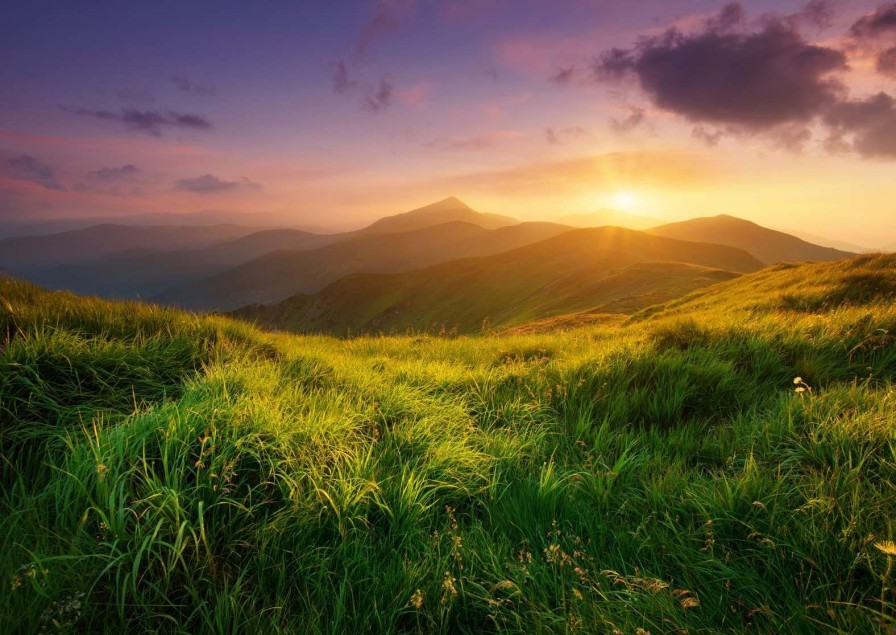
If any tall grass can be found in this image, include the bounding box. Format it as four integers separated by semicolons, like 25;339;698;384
2;256;896;633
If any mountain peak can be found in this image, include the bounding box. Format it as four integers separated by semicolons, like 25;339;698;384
361;198;518;234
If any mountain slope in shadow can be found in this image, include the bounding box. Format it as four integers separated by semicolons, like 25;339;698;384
232;226;762;334
648;215;853;264
158;220;574;311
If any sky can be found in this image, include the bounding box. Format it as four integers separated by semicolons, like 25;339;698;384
2;0;895;246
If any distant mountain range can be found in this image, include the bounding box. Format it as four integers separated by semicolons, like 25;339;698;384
231;226;760;334
156;220;573;310
0;224;260;269
0;197;862;331
647;215;853;265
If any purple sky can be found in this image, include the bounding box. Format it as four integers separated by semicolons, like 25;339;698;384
2;0;895;245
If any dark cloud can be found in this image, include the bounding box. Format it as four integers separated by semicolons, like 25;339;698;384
549;66;575;85
6;155;65;191
878;46;896;76
66;107;212;135
545;126;588;145
175;174;262;194
357;0;408;58
609;108;646;134
329;60;357;94
363;77;393;112
770;124;813;154
88;164;141;180
793;1;836;30
823;92;896;158
691;126;725;147
172;76;217;97
850;2;896;39
594;3;848;131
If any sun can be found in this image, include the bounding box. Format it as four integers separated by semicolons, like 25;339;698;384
613;192;636;210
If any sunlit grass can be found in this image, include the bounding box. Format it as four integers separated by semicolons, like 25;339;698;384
2;255;895;633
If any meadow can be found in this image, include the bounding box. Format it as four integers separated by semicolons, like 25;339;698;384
2;254;896;633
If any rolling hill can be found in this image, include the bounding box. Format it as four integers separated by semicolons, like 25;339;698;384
3;254;895;633
232;226;762;334
158;220;575;310
647;214;853;264
358;196;519;234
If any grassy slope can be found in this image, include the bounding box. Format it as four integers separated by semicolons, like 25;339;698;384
2;254;896;633
232;227;760;334
158;221;574;311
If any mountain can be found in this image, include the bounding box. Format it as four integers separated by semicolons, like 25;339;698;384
647;215;853;264
232;226;762;334
777;229;871;254
0;224;260;270
157;220;574;311
358;197;519;234
0;209;332;238
26;228;347;299
554;208;661;230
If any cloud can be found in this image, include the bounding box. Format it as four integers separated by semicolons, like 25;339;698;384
66;107;213;135
549;66;576;85
849;2;896;39
609;108;647;134
88;164;141;180
6;154;65;191
878;46;896;76
172;76;217;97
329;60;357;94
794;0;836;30
175;174;262;194
545;126;588;145
594;3;848;131
357;0;414;58
823;92;896;158
691;125;725;147
363;77;393;112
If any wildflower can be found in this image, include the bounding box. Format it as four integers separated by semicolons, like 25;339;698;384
793;377;802;384
875;541;896;556
408;589;424;610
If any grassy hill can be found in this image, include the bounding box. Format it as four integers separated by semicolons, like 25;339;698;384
232;226;761;334
158;221;574;310
2;254;895;633
648;214;853;265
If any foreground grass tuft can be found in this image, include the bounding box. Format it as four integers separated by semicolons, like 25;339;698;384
2;256;896;633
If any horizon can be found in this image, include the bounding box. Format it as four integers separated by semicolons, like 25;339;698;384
3;0;896;247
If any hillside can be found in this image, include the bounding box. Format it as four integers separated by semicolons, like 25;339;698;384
232;226;761;334
648;214;853;264
2;255;895;633
27;228;347;299
157;221;574;310
359;196;519;234
0;223;260;270
555;208;661;230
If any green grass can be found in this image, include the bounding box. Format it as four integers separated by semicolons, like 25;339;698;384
2;254;896;633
